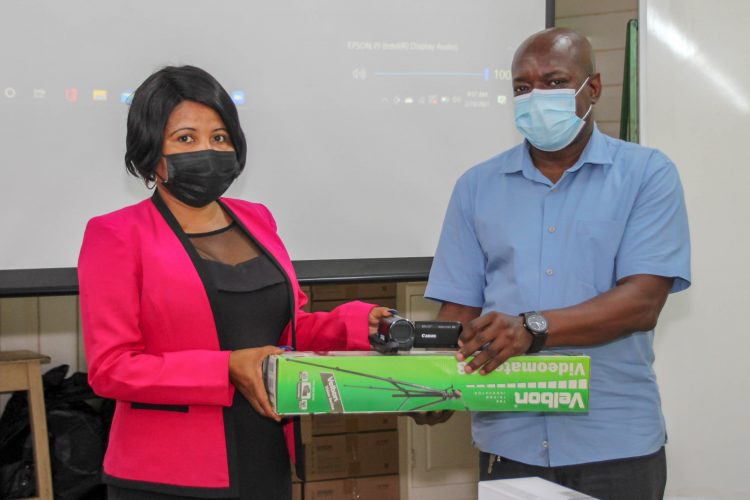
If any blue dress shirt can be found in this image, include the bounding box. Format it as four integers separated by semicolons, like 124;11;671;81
425;125;691;467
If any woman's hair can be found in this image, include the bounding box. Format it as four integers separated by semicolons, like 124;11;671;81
124;65;247;182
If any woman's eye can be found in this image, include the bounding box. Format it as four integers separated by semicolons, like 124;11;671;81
177;135;194;143
213;135;227;143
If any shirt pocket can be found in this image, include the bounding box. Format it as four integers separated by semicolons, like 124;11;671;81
574;219;626;293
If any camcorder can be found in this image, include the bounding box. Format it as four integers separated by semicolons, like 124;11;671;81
369;310;463;354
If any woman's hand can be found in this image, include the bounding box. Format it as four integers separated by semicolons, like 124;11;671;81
368;306;393;333
229;346;284;422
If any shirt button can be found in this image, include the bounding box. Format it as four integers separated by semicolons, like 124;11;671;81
545;268;554;276
548;226;556;233
542;441;549;448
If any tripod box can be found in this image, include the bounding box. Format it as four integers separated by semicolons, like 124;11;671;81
264;351;590;415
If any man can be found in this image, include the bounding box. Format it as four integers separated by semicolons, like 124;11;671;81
424;28;690;500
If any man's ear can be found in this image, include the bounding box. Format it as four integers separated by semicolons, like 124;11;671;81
589;73;603;104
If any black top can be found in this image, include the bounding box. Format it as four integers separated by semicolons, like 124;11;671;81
190;223;292;500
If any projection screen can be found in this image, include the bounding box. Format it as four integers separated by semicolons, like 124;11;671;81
0;0;549;292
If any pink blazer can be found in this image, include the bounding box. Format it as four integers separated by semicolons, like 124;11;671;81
78;193;372;494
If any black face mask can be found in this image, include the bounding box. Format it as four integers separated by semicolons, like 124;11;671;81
160;150;240;208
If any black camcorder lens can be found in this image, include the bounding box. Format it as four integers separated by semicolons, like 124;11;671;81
389;320;414;342
377;315;415;350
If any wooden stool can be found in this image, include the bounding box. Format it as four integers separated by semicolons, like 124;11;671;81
0;350;54;500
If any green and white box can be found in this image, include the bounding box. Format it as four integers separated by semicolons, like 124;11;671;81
264;351;590;415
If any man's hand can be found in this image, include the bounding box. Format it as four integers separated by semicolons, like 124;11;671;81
229;346;284;422
456;312;532;375
405;410;454;426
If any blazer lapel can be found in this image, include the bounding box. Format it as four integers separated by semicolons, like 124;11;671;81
150;191;226;346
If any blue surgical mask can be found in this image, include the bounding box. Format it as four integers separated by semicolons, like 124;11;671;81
514;77;593;152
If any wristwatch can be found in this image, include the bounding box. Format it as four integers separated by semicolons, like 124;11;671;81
520;311;549;354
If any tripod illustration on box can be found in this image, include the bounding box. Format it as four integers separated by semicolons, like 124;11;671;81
287;358;463;411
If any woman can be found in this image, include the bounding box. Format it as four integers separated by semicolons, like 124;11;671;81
78;65;390;499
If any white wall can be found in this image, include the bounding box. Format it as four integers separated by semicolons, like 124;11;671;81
641;1;750;498
556;0;638;138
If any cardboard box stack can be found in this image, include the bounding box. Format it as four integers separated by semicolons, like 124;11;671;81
292;481;302;500
309;282;397;312
305;475;400;500
301;414;400;500
293;283;400;499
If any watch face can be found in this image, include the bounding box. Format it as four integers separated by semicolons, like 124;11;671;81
526;314;548;333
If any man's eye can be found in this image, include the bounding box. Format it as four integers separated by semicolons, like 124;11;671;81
550;80;565;87
514;86;529;94
177;135;194;143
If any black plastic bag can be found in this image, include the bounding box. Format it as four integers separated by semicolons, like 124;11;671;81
0;365;113;500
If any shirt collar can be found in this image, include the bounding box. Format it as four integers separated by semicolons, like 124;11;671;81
499;124;614;178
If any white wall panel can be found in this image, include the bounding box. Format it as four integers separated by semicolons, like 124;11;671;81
38;296;80;373
557;11;637;50
594;49;627;86
642;1;750;497
0;297;40;352
557;0;637;18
